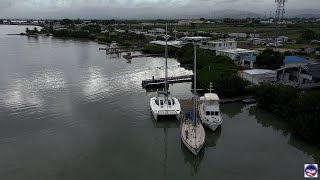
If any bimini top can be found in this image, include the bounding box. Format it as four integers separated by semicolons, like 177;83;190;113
204;93;219;101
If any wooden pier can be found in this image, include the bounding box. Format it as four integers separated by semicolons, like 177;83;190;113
142;75;193;88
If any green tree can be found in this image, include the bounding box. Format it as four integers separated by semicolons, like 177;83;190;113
26;27;30;34
61;18;73;25
256;49;284;70
300;29;316;40
33;27;39;33
283;51;293;56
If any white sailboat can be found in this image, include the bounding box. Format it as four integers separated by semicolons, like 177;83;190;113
181;44;206;156
150;24;181;121
198;83;223;131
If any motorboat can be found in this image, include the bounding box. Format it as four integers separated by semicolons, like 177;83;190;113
198;83;223;131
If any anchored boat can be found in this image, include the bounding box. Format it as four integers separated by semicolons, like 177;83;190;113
181;43;205;156
198;83;223;131
150;24;181;121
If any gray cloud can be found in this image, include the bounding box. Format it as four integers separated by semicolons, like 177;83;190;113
0;0;319;19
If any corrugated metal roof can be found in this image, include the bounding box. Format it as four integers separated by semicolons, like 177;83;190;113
284;56;308;64
307;64;320;78
243;56;257;61
243;69;274;75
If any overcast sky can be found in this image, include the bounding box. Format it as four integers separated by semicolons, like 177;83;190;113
0;0;319;19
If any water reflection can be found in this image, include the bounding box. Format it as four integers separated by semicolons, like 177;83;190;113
82;66;110;102
181;141;205;175
205;126;222;148
248;105;290;136
288;135;320;163
152;117;179;178
249;105;320;163
0;79;43;110
220;102;243;118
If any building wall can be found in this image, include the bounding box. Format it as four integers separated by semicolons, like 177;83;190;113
241;72;276;85
200;41;237;51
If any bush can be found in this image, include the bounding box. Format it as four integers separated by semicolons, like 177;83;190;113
177;44;248;97
256;49;284;70
255;84;320;144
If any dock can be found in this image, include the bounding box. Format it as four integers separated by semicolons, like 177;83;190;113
180;96;253;112
142;75;193;88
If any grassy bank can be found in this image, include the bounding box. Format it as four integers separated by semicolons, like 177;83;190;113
255;84;320;145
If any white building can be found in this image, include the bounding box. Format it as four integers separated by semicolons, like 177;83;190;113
276;36;289;43
200;39;237;51
240;69;276;85
180;36;211;46
247;38;266;45
228;33;247;38
216;48;257;61
148;28;165;35
178;20;191;25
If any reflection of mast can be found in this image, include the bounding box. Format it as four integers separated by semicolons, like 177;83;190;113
163;128;168;178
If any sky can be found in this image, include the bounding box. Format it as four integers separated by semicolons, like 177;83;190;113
0;0;319;19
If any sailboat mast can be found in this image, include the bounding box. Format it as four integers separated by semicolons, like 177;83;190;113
193;43;197;126
164;23;168;102
193;42;197;148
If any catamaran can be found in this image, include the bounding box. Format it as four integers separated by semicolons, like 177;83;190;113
181;44;205;156
150;24;181;121
198;82;223;131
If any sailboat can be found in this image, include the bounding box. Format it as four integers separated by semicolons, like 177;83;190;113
198;82;223;131
181;44;206;156
150;24;181;121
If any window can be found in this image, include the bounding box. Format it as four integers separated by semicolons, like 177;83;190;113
160;100;164;106
219;44;221;47
211;112;215;116
206;111;210;115
215;112;219;116
213;44;216;47
155;98;159;105
172;99;175;105
229;43;232;46
168;100;171;106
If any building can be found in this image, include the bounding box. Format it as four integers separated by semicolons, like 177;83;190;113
148;28;165;35
178;20;191;25
200;39;237;51
216;48;257;61
249;33;260;38
228;33;247;38
247;38;266;45
149;40;183;48
191;20;205;24
240;56;257;69
240;69;276;85
276;36;289;43
276;56;309;87
180;36;211;46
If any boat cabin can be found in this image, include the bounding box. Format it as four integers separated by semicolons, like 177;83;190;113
155;91;176;106
200;93;220;116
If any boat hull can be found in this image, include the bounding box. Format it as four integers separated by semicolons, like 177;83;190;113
202;121;221;131
181;134;203;156
150;98;181;121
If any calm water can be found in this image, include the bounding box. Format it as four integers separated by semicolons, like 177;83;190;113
0;25;319;180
